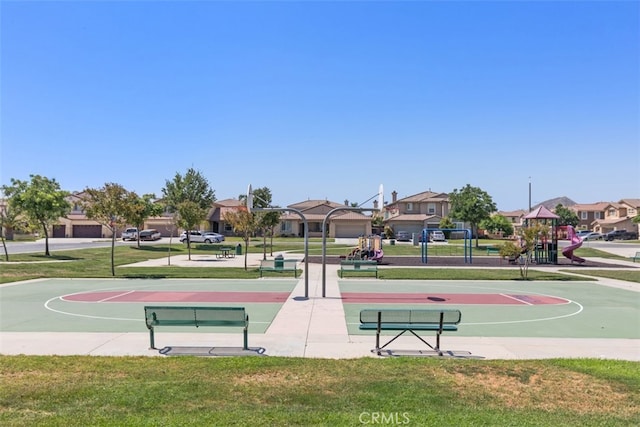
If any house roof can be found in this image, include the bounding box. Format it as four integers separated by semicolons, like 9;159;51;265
570;202;610;212
498;209;527;218
387;213;440;222
523;205;559;219
391;190;449;204
592;217;630;226
619;199;640;208
288;199;346;211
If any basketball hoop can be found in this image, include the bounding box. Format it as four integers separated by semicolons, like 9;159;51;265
246;184;253;213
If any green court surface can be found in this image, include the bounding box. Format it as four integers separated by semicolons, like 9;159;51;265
0;278;297;334
340;280;640;339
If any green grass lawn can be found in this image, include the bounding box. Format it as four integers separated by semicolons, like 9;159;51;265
0;356;638;426
1;242;638;284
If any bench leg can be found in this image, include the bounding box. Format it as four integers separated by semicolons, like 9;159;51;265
243;328;248;350
149;328;156;350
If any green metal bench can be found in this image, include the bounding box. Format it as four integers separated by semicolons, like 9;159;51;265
359;309;462;356
339;260;378;278
486;246;500;255
144;306;248;350
633;252;640;263
258;258;298;278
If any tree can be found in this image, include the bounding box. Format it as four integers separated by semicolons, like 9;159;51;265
554;204;579;227
81;183;132;276
438;216;456;239
480;214;514;238
224;207;257;270
1;175;71;256
500;222;549;279
252;187;276;260
123;193;164;248
0;202;19;261
448;184;497;247
162;168;215;260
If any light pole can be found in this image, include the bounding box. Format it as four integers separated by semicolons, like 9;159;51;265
528;176;532;212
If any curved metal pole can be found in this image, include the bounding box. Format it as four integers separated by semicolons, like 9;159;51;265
321;207;375;297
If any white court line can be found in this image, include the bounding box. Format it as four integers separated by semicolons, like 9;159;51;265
99;290;135;303
500;293;533;306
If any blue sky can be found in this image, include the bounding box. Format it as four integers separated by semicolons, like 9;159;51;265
1;1;638;211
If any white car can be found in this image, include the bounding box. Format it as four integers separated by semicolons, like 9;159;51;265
180;230;221;244
430;231;446;242
580;232;603;241
122;227;138;241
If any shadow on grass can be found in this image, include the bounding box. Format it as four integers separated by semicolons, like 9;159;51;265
121;274;168;279
28;254;81;261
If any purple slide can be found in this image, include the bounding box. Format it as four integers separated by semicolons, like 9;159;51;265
562;225;585;264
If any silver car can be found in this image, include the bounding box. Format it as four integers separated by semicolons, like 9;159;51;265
180;230;220;244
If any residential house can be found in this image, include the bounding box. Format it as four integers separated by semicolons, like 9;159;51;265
569;202;609;231
53;192;107;238
591;199;640;234
382;190;457;238
277;199;373;238
206;198;245;236
495;209;527;237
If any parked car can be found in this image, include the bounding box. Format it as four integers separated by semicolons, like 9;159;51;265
430;231;446;242
139;229;161;241
122;227;138;241
580;232;603;241
395;231;412;242
576;230;592;238
603;229;638;241
204;232;225;242
180;230;220;244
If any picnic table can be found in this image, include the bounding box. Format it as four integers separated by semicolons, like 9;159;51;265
216;247;235;259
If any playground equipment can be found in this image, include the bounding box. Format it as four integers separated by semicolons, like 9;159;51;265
346;235;384;263
421;228;473;264
562;225;585;264
523;206;559;265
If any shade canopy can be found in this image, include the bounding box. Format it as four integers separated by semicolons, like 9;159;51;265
523;206;560;220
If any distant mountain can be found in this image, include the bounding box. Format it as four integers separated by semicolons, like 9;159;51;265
533;197;576;211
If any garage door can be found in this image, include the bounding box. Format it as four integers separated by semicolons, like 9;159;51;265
335;224;366;238
52;225;66;238
73;225;102;238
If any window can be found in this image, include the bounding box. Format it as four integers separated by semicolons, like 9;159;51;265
280;221;292;233
580;212;588;220
594;212;602;220
406;203;413;212
427;203;436;215
309;222;323;233
608;208;616;217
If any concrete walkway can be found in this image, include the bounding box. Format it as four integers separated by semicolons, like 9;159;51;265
1;250;639;360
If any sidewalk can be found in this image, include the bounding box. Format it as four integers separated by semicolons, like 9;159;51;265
1;252;638;360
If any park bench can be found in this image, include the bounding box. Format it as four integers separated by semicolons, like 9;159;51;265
144;306;248;350
339;260;378;278
633;252;640;263
359;309;462;356
259;258;298;278
486;246;500;255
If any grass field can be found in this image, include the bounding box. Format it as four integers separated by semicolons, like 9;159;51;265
0;356;638;426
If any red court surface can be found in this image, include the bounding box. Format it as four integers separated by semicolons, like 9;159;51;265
62;290;568;306
63;291;291;303
340;292;568;305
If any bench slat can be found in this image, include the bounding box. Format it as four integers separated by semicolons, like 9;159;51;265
360;309;461;325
